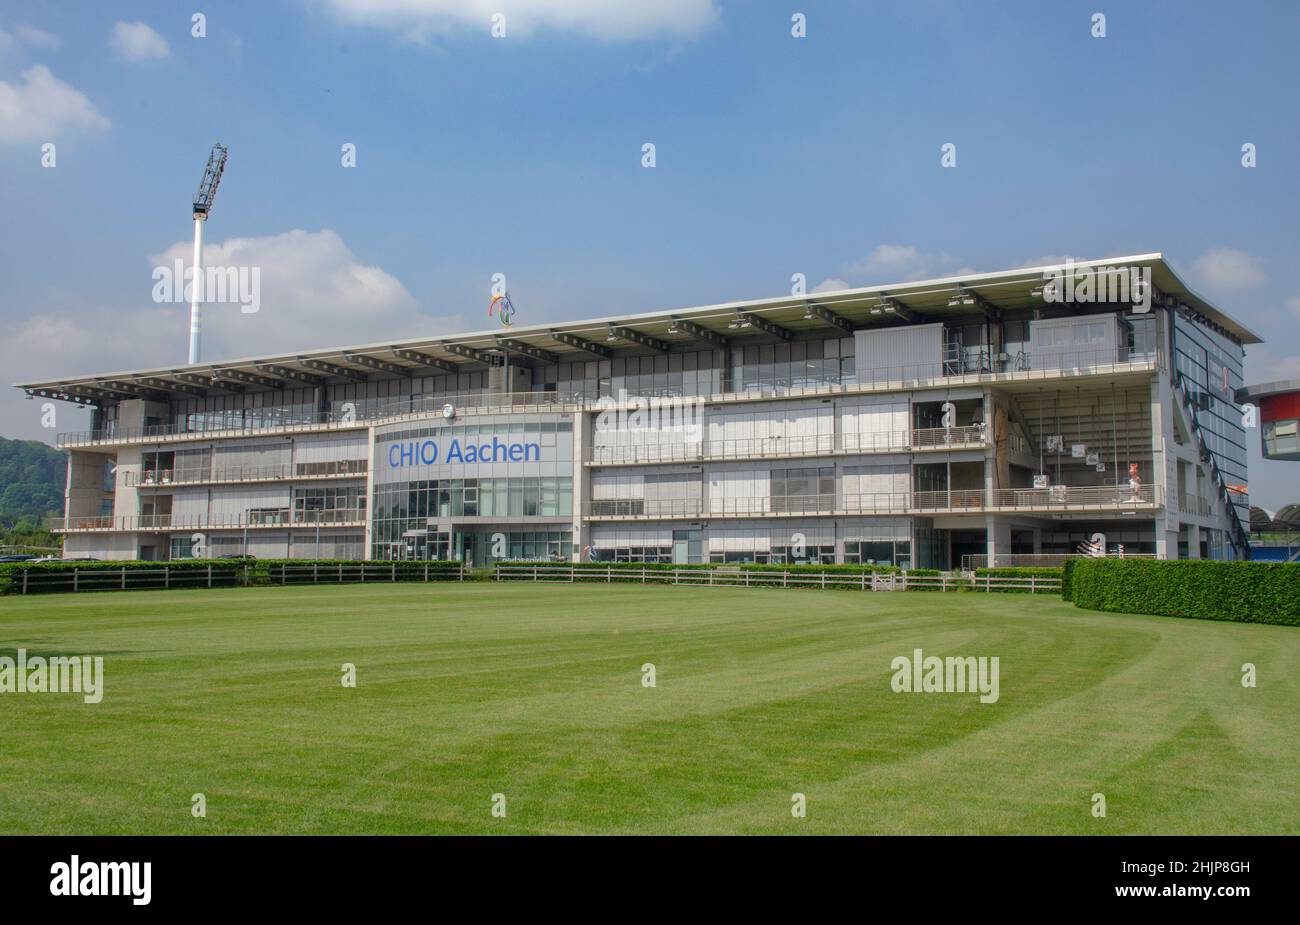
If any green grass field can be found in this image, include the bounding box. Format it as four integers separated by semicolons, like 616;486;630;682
1;584;1296;834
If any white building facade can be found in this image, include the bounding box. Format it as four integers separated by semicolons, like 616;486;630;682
21;255;1258;568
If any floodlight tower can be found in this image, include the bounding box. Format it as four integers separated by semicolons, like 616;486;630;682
188;143;229;364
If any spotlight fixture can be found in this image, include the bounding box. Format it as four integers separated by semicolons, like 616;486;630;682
947;290;977;307
605;324;619;342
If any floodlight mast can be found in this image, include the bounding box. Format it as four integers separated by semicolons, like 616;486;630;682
188;143;228;364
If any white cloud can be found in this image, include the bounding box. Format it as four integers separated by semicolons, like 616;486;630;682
1286;297;1300;320
0;230;428;441
110;21;170;61
313;0;720;41
842;245;971;283
811;277;849;293
1191;247;1266;291
147;229;425;355
0;65;109;143
15;24;61;49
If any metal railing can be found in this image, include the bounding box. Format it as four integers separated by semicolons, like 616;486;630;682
125;461;367;487
960;552;1158;570
55;344;1162;449
57;510;368;532
585;485;1158;520
587;426;986;465
494;564;1061;593
987;484;1157;509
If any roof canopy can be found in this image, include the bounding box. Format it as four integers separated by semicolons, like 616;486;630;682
15;253;1262;403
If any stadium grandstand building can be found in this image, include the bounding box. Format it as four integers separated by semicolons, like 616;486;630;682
16;254;1260;567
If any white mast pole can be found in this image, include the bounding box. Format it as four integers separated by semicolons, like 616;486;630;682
188;213;205;364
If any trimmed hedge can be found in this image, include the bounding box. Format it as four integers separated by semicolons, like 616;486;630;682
975;567;1063;578
1060;559;1076;601
1068;559;1300;626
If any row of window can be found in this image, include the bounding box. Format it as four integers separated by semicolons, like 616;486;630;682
373;477;575;522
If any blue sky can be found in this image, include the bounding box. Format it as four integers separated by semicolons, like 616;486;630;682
1;0;1298;507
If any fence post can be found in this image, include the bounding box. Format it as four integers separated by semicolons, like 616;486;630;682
821;572;826;590
641;566;646;584
606;566;612;584
783;571;788;589
208;564;213;588
424;562;429;583
392;563;396;582
164;566;169;590
1030;575;1036;594
73;568;79;593
360;563;365;583
281;564;287;586
314;563;319;584
22;570;28;595
339;563;344;584
121;566;126;590
534;566;539;583
861;572;866;591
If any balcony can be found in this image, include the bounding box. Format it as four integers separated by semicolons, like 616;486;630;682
56;510;367;533
584;484;1160;521
587;425;987;466
55;389;582;449
55;343;1162;450
124;461;367;488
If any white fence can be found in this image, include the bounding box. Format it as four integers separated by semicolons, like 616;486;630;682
5;561;466;594
494;564;1060;593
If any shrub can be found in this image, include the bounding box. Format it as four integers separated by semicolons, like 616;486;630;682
1060;559;1076;601
1069;559;1300;626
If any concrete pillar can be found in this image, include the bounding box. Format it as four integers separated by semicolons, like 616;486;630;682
984;514;1011;568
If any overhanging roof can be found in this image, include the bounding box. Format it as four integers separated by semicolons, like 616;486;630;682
14;253;1264;401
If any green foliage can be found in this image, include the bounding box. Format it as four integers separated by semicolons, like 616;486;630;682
0;437;66;528
1069;559;1300;626
1060;559;1076;601
975;567;1063;577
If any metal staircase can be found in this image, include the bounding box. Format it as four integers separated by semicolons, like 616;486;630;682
1171;372;1251;554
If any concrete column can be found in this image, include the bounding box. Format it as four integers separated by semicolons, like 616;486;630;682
984;514;1011;568
572;410;588;561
